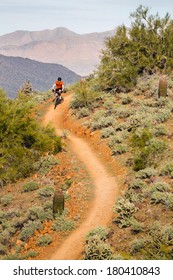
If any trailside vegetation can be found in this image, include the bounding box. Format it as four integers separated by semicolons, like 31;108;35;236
0;89;62;185
70;6;173;260
97;5;173;91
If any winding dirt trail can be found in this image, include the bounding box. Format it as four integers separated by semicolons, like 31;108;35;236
43;94;119;260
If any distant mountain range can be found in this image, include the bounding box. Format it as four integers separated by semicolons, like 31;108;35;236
0;27;115;76
0;54;81;98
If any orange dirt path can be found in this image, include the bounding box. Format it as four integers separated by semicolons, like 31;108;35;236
43;93;119;260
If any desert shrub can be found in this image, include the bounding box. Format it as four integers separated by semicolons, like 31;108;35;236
86;227;109;241
108;134;125;146
52;215;75;231
0;244;8;255
155;109;171;123
103;97;115;109
0;91;62;184
0;194;13;206
70;80;101;109
25;250;39;259
114;107;134;118
33;155;59;175
114;197;138;228
127;114;145;130
21;181;39;192
91;116;115;130
150;182;171;193
83;235;114;260
37;185;55;197
113;254;125;260
19;221;43;241
160;162;173;177
130;238;146;254
27;206;53;221
130;128;153;148
153;124;168;136
161;225;173;245
129;218;144;233
101;127;115;138
125;189;141;203
0;210;8;221
0;230;10;245
132;137;166;171
135;167;157;179
115;122;129;131
121;95;133;105
151;191;173;209
36;234;52;246
128;179;147;190
2;253;24;260
142;223;173;259
76;107;90;119
61;179;73;191
111;144;128;155
43;201;52;210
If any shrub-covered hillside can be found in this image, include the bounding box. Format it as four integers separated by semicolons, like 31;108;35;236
0;89;62;185
70;6;173;259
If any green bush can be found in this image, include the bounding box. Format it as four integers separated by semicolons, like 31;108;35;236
130;238;146;254
76;107;90;119
33;155;59;175
36;234;52;246
129;218;144;233
150;182;171;193
160;162;173;177
135;167;157;179
91;116;115;130
19;221;43;241
21;181;39;192
151;191;173;209
0;244;8;255
114;197;138;228
86;227;109;241
52;215;75;231
111;144;128;155
101;127;115;138
128;179;147;190
0;90;62;184
142;223;173;259
70;80;101;109
0;194;13;206
83;235;114;260
37;185;55;197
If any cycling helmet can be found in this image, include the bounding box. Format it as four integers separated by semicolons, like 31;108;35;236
57;77;62;81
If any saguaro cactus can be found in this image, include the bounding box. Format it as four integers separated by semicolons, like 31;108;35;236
158;76;167;98
53;189;64;217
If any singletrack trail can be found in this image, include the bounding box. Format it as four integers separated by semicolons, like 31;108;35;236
43;94;119;260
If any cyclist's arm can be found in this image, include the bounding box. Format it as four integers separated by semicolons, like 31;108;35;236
62;83;65;91
52;84;56;91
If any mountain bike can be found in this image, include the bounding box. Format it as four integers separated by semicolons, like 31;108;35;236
53;89;64;109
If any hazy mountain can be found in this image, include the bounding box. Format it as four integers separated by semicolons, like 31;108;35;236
0;54;81;98
0;27;115;76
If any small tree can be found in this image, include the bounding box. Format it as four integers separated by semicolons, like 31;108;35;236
96;5;173;91
20;80;32;94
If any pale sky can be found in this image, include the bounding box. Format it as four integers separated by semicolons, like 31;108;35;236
0;0;173;35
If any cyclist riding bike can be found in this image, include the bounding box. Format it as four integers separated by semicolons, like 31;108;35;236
52;77;65;100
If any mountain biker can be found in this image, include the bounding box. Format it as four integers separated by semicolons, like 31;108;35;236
52;77;65;100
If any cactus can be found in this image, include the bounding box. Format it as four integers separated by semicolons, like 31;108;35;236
158;76;167;98
53;189;64;216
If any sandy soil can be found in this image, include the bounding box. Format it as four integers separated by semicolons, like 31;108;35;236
43;94;119;260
